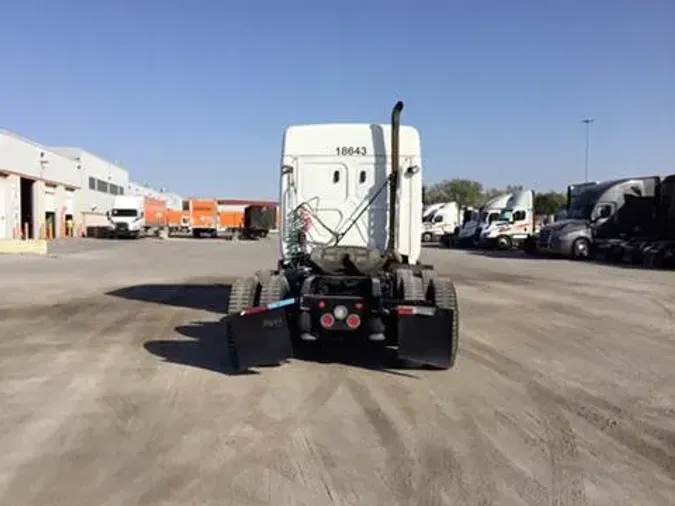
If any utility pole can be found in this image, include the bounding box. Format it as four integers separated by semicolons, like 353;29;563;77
582;118;595;182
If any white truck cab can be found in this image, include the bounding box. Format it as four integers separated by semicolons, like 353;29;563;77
422;202;460;242
455;193;512;247
279;122;423;264
108;195;146;238
227;101;460;372
480;189;536;248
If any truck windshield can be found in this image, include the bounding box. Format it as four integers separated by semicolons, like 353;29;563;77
568;189;602;219
479;211;500;224
499;209;513;222
112;209;138;217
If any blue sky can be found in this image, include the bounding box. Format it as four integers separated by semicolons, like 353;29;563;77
1;0;673;200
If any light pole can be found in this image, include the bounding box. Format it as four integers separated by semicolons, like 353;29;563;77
582;118;595;182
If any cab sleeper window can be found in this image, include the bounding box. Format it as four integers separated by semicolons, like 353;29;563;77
359;170;366;183
333;170;340;183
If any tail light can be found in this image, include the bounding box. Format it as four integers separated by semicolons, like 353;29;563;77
320;313;335;328
346;314;361;329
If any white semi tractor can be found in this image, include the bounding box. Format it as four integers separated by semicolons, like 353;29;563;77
107;195;168;239
452;193;513;247
225;102;460;372
422;201;460;242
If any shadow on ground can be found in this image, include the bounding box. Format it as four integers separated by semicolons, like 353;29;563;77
144;318;430;378
107;283;232;313
464;249;552;260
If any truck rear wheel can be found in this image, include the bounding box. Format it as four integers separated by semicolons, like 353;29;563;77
397;269;425;301
227;276;259;315
429;277;459;368
259;274;290;305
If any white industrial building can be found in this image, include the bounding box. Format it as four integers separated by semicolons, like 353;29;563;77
50;147;129;229
1;128;183;240
0;130;82;240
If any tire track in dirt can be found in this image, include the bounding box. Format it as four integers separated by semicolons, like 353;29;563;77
465;338;675;485
528;385;588;506
461;341;588;505
358;372;479;505
136;364;345;505
0;298;156;505
342;373;418;504
426;386;547;506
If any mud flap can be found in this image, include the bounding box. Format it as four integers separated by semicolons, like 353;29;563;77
396;306;455;369
226;303;294;372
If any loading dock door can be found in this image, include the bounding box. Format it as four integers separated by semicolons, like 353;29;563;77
64;189;75;215
44;186;56;212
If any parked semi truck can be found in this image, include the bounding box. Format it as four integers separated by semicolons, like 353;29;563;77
479;189;536;249
533;177;659;259
108;195;167;238
225;102;460;372
450;193;512;248
422;201;460;242
593;174;675;268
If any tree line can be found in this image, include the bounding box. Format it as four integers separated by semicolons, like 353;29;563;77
422;179;567;216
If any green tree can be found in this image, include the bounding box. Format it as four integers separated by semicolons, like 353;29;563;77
534;192;567;215
424;179;484;208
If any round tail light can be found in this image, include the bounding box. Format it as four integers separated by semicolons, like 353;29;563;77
346;314;361;329
320;313;335;328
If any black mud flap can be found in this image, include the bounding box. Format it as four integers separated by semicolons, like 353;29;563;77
396;306;455;369
226;306;294;371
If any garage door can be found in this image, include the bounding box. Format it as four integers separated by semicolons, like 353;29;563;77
44;185;56;213
64;189;75;215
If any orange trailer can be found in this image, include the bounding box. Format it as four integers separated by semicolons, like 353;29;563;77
189;199;218;237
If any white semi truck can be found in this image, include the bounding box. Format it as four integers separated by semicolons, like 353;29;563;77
225;102;460;372
479;189;537;249
453;193;512;247
422;201;460;242
107;195;167;239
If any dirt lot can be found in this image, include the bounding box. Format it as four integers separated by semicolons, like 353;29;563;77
0;238;673;506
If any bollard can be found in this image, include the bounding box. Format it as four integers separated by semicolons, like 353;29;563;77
23;222;29;240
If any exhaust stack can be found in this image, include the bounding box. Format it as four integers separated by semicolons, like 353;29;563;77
388;101;404;254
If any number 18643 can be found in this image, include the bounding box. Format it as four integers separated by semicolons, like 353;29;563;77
335;146;367;156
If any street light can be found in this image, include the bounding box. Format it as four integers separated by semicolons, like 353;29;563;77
582;118;595;182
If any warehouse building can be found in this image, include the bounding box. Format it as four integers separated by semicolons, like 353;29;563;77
127;181;183;210
0;130;82;240
0;129;138;239
51;147;129;230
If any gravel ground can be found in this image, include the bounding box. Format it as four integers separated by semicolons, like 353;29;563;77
0;237;673;506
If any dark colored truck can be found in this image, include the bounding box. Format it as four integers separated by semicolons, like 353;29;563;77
241;204;277;239
596;174;675;268
534;177;659;259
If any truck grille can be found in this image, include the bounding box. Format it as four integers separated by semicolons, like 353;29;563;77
115;223;129;231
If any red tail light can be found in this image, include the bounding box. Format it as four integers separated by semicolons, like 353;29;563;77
346;314;361;329
396;306;416;316
320;313;335;328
